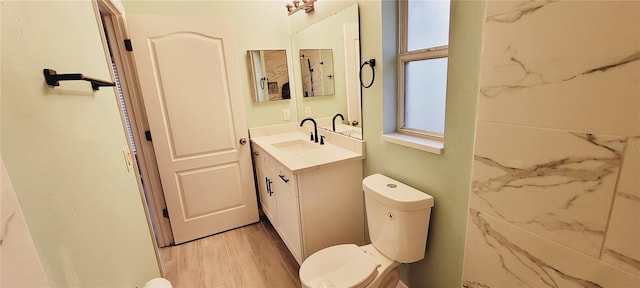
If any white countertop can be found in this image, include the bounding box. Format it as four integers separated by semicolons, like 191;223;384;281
249;125;365;173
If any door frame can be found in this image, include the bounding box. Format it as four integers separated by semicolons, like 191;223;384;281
96;0;174;247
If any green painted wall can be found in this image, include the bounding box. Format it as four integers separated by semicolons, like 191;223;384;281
1;1;161;286
360;0;486;287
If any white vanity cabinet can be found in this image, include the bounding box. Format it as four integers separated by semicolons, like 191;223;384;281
251;143;364;264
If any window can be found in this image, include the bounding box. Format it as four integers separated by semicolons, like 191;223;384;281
397;0;451;140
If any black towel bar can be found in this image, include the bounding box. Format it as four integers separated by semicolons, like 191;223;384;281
43;68;115;91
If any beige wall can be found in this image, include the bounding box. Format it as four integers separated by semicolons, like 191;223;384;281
1;158;49;287
463;1;640;286
1;1;160;287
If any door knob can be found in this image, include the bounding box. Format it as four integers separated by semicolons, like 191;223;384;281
239;138;247;145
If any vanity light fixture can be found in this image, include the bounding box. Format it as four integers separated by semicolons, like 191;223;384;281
286;0;316;15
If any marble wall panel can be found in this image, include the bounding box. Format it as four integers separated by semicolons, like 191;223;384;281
477;0;640;136
602;136;640;275
463;209;640;288
464;0;640;285
264;50;289;100
471;121;624;257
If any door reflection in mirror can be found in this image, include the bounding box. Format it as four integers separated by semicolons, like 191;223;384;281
248;50;290;102
299;49;334;97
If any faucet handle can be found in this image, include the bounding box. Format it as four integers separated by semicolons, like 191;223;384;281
320;135;325;145
310;132;315;141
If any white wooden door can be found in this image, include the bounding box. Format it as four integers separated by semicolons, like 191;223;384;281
127;15;258;244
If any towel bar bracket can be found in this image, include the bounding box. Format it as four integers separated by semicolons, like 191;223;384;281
43;68;116;91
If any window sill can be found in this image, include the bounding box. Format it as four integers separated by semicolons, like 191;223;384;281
381;133;443;155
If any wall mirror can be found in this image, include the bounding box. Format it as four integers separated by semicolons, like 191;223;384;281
248;50;290;102
299;49;335;97
290;3;362;139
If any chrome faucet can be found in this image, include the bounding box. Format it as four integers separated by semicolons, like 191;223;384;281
332;113;345;132
300;117;319;143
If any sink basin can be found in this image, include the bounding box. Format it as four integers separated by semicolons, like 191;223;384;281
272;139;321;153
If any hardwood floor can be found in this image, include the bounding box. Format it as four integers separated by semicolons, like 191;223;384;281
159;216;302;288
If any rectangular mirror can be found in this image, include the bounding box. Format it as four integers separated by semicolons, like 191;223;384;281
290;3;362;139
248;50;290;102
299;49;334;97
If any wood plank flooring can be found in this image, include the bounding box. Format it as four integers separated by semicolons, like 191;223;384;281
159;217;301;288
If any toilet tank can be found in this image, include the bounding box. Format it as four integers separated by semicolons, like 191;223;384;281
363;174;434;263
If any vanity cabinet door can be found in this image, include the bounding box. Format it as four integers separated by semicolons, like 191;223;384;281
253;144;303;263
253;146;278;226
255;164;277;226
272;170;302;263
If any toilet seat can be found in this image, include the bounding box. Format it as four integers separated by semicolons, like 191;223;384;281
300;244;378;288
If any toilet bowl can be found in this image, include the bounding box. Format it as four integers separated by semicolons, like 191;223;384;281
299;244;399;288
299;174;434;288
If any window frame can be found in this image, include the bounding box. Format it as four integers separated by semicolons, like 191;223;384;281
397;0;450;141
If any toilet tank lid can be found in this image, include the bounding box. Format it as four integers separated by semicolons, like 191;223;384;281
363;174;434;211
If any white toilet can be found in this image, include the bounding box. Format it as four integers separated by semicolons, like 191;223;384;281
299;174;434;288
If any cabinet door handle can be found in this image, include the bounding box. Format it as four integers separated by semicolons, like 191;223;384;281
279;174;290;183
269;179;274;196
268;178;274;196
265;177;271;196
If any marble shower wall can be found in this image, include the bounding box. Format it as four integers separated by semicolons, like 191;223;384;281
463;0;640;287
264;50;289;100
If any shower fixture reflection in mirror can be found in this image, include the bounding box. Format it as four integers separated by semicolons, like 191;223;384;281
299;49;335;97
